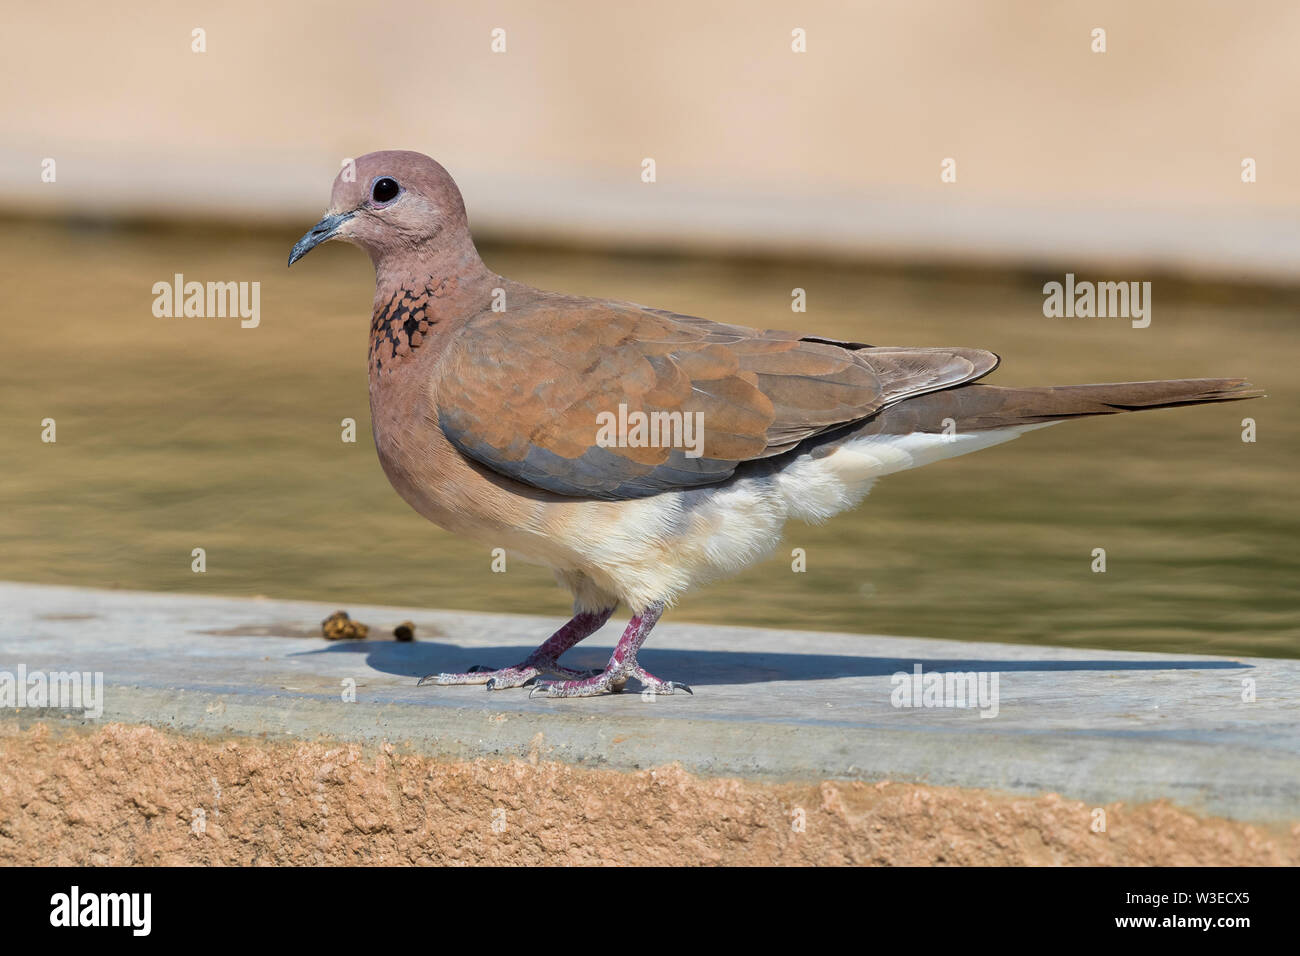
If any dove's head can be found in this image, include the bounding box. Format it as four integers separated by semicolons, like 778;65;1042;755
288;150;475;269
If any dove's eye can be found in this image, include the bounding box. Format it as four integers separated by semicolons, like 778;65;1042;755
371;177;401;204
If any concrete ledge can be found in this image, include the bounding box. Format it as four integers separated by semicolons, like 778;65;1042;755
1;582;1296;823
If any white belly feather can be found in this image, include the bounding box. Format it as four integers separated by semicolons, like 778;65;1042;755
538;424;1055;612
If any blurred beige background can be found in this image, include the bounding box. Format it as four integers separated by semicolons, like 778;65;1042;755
2;0;1297;279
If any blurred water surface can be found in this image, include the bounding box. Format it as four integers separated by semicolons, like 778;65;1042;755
3;222;1296;657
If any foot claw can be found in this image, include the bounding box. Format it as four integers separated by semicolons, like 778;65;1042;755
629;664;693;696
637;680;692;696
418;672;481;687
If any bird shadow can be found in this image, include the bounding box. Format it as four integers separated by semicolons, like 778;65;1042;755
294;641;1251;686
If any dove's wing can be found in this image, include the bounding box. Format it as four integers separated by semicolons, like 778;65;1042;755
436;299;998;499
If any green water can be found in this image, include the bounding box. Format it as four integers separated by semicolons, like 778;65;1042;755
2;221;1296;657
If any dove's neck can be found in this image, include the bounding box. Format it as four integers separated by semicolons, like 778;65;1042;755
367;247;497;379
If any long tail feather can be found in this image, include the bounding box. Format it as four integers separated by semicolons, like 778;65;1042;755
859;378;1264;434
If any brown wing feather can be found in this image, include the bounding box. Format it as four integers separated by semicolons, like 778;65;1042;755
437;299;998;498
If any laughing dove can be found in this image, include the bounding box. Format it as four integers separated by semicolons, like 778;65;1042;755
289;150;1262;698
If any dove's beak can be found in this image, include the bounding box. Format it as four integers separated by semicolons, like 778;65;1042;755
288;210;355;267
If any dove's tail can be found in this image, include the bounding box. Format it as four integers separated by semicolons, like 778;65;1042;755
759;374;1258;528
861;377;1265;435
775;377;1264;523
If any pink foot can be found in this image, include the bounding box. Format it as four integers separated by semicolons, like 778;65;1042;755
417;608;612;690
528;603;692;698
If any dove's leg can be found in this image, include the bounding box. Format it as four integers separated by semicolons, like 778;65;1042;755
418;607;614;690
530;602;690;698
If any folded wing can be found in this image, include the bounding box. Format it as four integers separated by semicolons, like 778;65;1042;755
438;299;998;499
